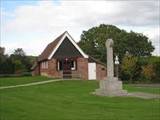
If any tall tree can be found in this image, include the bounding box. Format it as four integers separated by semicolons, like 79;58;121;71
0;48;36;75
79;24;154;63
0;54;14;74
10;48;32;73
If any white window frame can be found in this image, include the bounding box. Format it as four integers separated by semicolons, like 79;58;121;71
41;62;44;69
45;61;48;69
41;61;48;69
57;61;60;71
71;61;76;70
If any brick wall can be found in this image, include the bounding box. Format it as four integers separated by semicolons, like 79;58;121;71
36;58;107;80
40;59;62;78
77;57;88;80
39;58;89;79
48;59;62;78
32;65;40;76
39;58;88;79
96;63;107;80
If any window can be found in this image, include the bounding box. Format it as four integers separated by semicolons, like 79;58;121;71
41;61;48;69
71;61;76;70
46;61;48;69
41;62;44;69
57;60;63;71
57;59;76;71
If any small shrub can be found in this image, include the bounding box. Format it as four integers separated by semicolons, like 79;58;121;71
120;55;138;83
21;72;32;76
141;64;155;82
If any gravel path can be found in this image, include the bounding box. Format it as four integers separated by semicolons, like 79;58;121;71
1;80;159;99
128;92;160;99
130;84;160;88
0;79;62;90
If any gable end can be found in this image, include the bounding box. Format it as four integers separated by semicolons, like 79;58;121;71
48;32;88;59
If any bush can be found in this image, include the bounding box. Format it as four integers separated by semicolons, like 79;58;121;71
141;64;155;83
120;55;138;83
0;72;32;77
153;60;160;82
14;60;26;74
120;56;160;83
21;72;32;76
0;55;14;74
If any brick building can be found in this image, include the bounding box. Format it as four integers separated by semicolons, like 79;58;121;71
32;31;107;80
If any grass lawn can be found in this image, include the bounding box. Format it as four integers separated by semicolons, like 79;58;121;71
0;78;160;120
0;76;52;87
124;84;160;95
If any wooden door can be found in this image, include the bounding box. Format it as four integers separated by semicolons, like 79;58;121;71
63;59;71;78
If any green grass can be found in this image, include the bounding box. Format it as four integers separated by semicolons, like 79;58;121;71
0;76;52;87
0;78;160;120
124;84;160;94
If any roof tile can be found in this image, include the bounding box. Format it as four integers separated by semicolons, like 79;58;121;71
38;31;66;61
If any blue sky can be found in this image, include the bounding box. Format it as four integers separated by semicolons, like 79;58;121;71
1;0;60;10
1;0;37;11
1;0;160;56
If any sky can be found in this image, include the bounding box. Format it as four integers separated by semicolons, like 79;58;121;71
1;0;160;56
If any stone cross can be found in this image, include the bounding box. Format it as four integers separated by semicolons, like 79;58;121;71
105;39;114;77
94;38;128;96
93;38;160;99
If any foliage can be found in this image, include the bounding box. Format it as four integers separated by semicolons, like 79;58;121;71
0;54;14;74
124;31;154;56
0;48;36;75
78;24;157;83
120;55;138;83
153;61;160;82
120;56;160;83
10;48;34;72
79;24;154;63
13;48;26;56
138;56;160;83
13;60;26;73
141;64;155;81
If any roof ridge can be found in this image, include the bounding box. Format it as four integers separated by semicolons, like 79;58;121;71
49;31;66;45
38;31;88;61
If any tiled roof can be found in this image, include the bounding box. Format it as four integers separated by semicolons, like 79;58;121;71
38;31;66;61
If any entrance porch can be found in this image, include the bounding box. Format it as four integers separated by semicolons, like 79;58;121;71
57;58;78;78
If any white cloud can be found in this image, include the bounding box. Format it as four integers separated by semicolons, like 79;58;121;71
1;0;160;56
143;27;160;56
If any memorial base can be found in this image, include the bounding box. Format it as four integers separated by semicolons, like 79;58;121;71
94;77;128;96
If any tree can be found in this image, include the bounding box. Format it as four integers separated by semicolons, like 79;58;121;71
79;24;154;63
0;47;5;55
14;60;26;74
0;54;14;74
125;31;154;56
0;48;35;75
10;48;32;73
13;48;26;56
